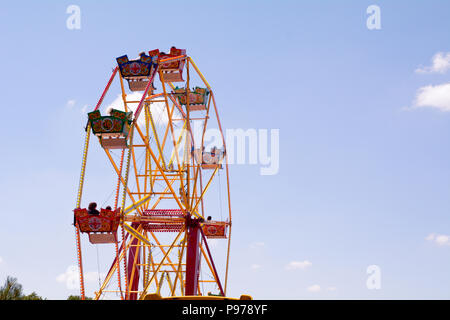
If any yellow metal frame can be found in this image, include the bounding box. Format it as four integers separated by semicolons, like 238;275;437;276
76;54;235;300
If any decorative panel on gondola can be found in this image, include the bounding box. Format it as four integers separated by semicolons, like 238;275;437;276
173;86;210;111
87;109;132;149
116;52;156;91
202;221;228;239
149;47;186;83
74;208;121;233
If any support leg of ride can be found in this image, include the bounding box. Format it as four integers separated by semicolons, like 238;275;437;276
185;215;202;296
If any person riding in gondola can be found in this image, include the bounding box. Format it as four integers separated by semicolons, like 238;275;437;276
88;202;100;216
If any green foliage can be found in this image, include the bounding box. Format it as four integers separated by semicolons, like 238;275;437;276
67;295;93;300
0;276;44;300
22;292;44;300
0;276;23;300
1;275;95;301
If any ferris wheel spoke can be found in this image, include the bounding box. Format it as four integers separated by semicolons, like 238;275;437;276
103;148;143;215
191;165;220;214
94;232;133;300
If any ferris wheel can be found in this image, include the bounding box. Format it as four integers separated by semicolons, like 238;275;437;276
73;47;249;300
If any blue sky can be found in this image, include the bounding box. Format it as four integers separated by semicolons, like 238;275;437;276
1;0;450;299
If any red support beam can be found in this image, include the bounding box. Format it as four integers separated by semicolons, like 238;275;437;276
133;65;159;120
199;227;225;296
94;67;118;111
127;223;141;300
184;215;201;295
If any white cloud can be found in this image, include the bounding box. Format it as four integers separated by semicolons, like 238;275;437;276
249;242;265;249
426;233;450;246
416;52;450;74
56;265;105;290
411;83;450;112
307;284;321;293
65;99;90;114
66;99;76;109
104;93;177;127
326;286;337;292
425;233;435;241
285;260;312;270
0;256;3;264
56;265;80;290
251;264;262;270
105;92;141;114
